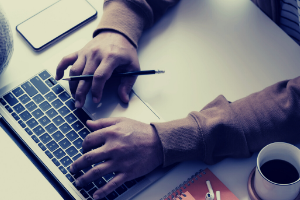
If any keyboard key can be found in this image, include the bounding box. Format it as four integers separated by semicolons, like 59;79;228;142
52;158;60;166
78;128;90;139
38;116;51;126
59;138;71;149
33;125;45;136
124;180;136;188
86;184;96;193
52;116;65;127
30;76;50;95
66;174;75;182
32;108;44;119
52;84;64;94
39;70;51;80
45;150;53;159
11;112;20;120
49;77;57;85
25;128;33;135
25;101;37;112
59;123;72;134
32;94;45;104
115;184;127;195
65;113;77;124
73;138;83;149
60;156;73;167
58;92;70;102
74;108;91;124
5;105;13;113
72;153;82;161
39;133;52;144
13;103;25;114
46;141;59;152
19;94;30;104
31;135;40;143
51;99;63;109
66;131;79;142
94;177;106;188
21;82;38;97
12;87;24;97
52;131;64;142
45;79;53;88
0;98;6;106
39;101;51;111
38;143;47;151
66;146;78;157
45;123;58;134
58;106;70;116
53;148;66;159
26;118;38;128
65;99;76;111
18;120;26;128
80;190;89;198
71;121;84;132
3;93;18;106
106;191;118;200
59;166;68;174
46;108;58;119
103;173;115;182
45;92;56;102
19;111;32;121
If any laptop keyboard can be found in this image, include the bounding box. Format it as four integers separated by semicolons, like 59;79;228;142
0;70;144;200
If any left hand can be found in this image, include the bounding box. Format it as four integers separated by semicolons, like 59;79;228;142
70;117;163;200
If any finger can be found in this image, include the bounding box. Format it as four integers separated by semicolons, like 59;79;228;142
68;56;86;95
75;160;116;188
70;146;109;174
91;58;117;103
93;173;127;199
56;52;78;80
74;57;100;108
118;75;137;103
86;118;121;131
81;128;108;154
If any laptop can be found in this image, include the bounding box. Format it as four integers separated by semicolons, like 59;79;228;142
0;40;170;200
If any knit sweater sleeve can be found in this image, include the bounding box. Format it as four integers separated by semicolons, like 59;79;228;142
151;76;300;167
93;0;180;47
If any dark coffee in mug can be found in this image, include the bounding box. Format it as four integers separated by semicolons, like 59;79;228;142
260;159;299;184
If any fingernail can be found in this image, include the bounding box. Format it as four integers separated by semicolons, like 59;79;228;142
93;195;100;200
93;97;98;103
75;100;80;108
70;165;74;173
75;179;81;187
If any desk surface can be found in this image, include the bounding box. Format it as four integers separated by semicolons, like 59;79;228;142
1;0;300;199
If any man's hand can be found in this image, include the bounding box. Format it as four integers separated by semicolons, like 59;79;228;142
70;117;163;200
55;31;140;107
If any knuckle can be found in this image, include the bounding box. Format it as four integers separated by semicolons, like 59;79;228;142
69;68;81;76
83;153;94;165
92;167;103;177
94;71;110;80
90;47;100;57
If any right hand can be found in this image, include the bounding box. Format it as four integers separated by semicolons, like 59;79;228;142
55;30;140;107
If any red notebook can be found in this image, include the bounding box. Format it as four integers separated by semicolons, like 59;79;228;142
160;168;238;200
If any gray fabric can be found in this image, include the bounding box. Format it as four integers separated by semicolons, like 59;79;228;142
0;5;13;75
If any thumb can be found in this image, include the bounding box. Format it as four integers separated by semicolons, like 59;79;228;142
118;76;137;103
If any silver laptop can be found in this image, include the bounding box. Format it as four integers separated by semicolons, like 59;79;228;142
0;40;170;200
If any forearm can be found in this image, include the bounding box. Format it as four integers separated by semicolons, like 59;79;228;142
152;76;300;166
94;0;180;47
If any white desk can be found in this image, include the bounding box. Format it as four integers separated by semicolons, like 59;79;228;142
1;0;300;199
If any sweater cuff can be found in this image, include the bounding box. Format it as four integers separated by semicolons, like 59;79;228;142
93;0;146;48
151;115;205;167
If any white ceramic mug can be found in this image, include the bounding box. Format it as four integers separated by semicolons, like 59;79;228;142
254;142;300;200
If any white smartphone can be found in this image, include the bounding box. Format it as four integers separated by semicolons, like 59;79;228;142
16;0;97;51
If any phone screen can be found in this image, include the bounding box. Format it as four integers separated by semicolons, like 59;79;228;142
16;0;97;51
